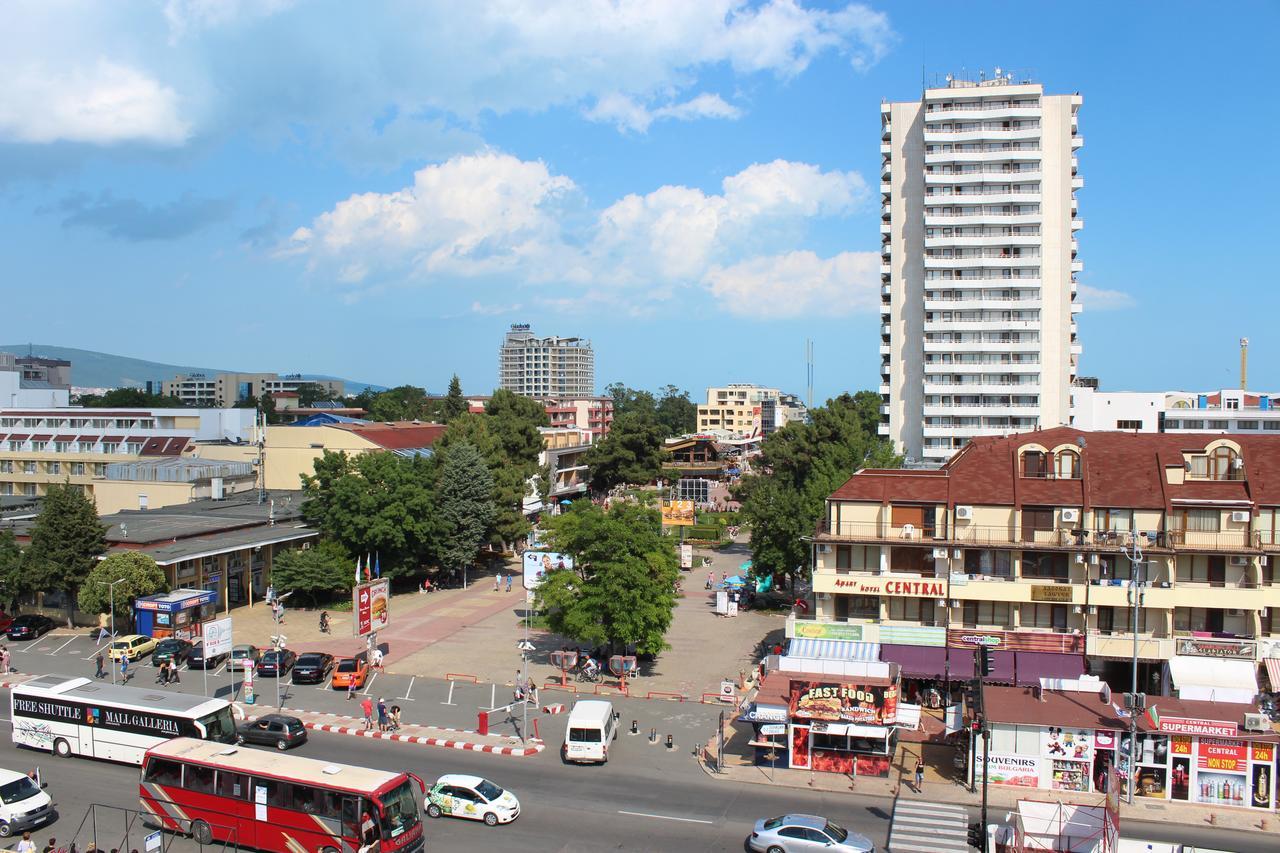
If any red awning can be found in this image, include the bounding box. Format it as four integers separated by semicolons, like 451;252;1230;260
101;435;125;442
53;434;76;441
29;434;52;441
1265;658;1280;691
7;434;30;441
1015;651;1086;687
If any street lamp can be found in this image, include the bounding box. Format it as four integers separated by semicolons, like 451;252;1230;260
97;578;126;684
1120;535;1146;805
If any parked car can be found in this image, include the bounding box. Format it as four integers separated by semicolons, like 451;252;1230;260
236;714;308;751
291;652;335;684
424;774;520;826
748;815;874;853
228;644;261;672
0;612;14;633
187;641;229;670
151;638;193;667
6;614;55;641
256;648;297;677
108;634;158;661
330;655;368;690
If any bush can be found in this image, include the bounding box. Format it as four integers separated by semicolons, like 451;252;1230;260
685;524;723;541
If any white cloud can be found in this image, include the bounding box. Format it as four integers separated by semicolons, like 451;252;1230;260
585;92;742;133
704;250;880;318
1077;283;1135;311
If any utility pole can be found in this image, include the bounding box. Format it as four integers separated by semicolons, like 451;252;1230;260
968;646;993;852
1122;534;1146;804
97;578;126;684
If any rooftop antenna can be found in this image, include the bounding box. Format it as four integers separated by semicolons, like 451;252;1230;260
1240;337;1249;390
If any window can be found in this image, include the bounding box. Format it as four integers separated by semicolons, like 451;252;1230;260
1054;450;1081;479
258;778;292;808
1023;603;1068;630
144;758;184;787
216;771;249;800
1171;508;1220;533
93;463;107;476
71;462;85;476
1020;508;1055;542
1238;421;1259;430
185;764;216;795
22;462;36;475
1021;450;1049;478
0;461;11;473
1094;508;1132;532
964;549;1012;578
888;598;931;622
1021;551;1069;580
962;600;1010;627
1174;607;1224;633
1115;420;1142;431
46;462;60;475
1175;555;1227;586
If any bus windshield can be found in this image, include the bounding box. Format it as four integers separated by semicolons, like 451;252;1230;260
197;707;237;743
377;779;420;840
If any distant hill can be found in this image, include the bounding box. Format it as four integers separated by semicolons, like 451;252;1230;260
0;344;386;396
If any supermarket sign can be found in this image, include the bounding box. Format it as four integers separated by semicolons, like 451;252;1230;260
1157;716;1238;738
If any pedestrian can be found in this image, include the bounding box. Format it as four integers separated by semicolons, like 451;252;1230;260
514;670;527;703
1;645;10;673
40;838;55;853
347;675;357;700
389;704;401;731
156;661;169;686
705;571;713;590
120;657;129;682
493;573;501;592
376;697;388;732
505;573;512;592
94;652;106;679
169;659;181;685
914;756;925;790
16;833;35;853
371;647;384;671
360;697;374;731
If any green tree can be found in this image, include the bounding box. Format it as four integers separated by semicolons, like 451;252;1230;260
0;529;24;612
296;382;335;407
78;388;187;408
435;442;495;577
23;483;108;625
535;502;679;656
654;385;697;436
734;391;901;591
77;551;168;630
270;540;354;607
604;383;657;421
484;390;549;546
368;385;433;422
585;411;666;492
258;391;281;424
441;375;468;423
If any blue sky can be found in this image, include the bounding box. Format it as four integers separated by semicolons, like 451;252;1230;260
3;1;1277;400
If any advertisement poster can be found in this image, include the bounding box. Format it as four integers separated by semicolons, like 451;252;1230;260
1043;726;1093;762
1170;757;1191;800
202;617;233;657
1197;771;1248;805
1133;766;1167;798
660;500;696;526
977;754;1041;787
679;543;693;569
1251;762;1273;810
1197;738;1247;772
788;681;898;725
522;551;573;589
353;579;390;638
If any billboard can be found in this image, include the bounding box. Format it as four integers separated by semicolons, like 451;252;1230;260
523;551;573;589
354;579;390;637
679;543;693;569
660;500;695;526
787;680;899;726
202;617;233;657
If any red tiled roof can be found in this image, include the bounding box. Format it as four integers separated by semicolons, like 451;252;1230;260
334;422;447;451
53;435;76;441
831;469;948;503
101;435;125;442
29;434;52;441
7;434;29;441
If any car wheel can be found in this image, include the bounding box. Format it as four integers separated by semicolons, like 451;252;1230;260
0;820;12;837
53;737;72;757
766;847;785;853
426;803;442;819
236;735;245;745
276;739;288;751
190;819;213;846
483;812;499;827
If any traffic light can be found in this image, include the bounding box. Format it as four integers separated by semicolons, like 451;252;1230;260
978;645;994;677
968;822;984;849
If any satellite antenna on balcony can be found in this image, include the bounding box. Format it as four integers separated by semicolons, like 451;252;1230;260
1076;436;1086;448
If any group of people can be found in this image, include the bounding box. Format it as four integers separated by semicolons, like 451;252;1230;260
154;659;181;686
0;644;10;674
359;696;401;732
16;836;137;853
492;573;514;592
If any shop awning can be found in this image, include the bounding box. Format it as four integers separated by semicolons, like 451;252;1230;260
739;702;788;724
948;647;1015;683
1168;654;1258;703
815;722;890;738
1265;658;1280;691
880;644;949;679
1014;652;1086;687
895;703;922;730
787;639;880;661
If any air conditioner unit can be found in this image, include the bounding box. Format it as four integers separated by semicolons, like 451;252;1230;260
953;549;963;559
1230;510;1250;523
1229;555;1250;567
933;548;950;560
1244;712;1269;733
819;544;831;553
949;599;960;608
1061;508;1080;523
1087;605;1097;615
955;505;973;520
1074;553;1085;564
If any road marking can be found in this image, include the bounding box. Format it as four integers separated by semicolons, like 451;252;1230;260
397;677;415;701
48;637;78;655
441;681;456;706
616;811;713;825
360;671;378;696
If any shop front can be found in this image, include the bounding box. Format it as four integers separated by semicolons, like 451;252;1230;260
946;629;1085;686
787;676;900;777
133;588;219;640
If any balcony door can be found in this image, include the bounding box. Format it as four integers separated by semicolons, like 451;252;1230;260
1207;555;1226;587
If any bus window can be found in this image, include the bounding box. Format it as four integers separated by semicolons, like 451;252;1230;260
185;764;216;795
197;708;237;743
290;783;323;814
216;770;248;800
377;779;421;840
144;758;183;787
256;778;290;808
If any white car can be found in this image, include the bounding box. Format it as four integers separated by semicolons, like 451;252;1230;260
424;774;520;826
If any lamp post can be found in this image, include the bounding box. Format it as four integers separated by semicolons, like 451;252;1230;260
97;578;126;684
1121;535;1146;805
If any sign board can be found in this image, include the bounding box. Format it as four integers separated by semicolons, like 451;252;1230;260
760;724;786;736
659;500;695;526
203;617;233;657
1030;584;1074;603
975;754;1041;787
719;680;737;702
792;622;863;641
1175;637;1256;659
145;831;162;853
679;543;693;569
1157;716;1238;738
829;577;945;597
353;579;390;638
946;628;1084;654
788;680;899;725
523;551;573;589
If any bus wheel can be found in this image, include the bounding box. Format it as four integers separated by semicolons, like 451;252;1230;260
53;738;71;757
322;847;339;853
191;819;213;846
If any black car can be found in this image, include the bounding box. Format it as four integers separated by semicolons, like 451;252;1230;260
236;714;307;750
257;648;297;677
187;642;229;670
152;638;193;667
7;614;55;641
292;652;335;684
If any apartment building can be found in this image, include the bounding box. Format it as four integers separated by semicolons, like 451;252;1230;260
1073;386;1280;434
695;384;807;438
806;427;1280;698
879;71;1083;463
0;354;70;408
465;394;613;437
162;372;344;407
498;324;594;398
0;407;254;503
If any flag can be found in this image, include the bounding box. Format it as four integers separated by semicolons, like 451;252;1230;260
1144;704;1160;730
374;553;381;579
365;553;372;582
355;554;362;586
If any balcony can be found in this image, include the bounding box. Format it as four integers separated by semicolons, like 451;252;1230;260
925;233;1042;248
925;170;1041;185
881;182;891;194
923;320;1040;335
923;297;1042;312
924;255;1039;269
1165;529;1262;551
923;127;1041;144
925;191;1042;206
925;212;1042;227
923;339;1042;354
926;148;1041;165
923;105;1042;122
1086;632;1174;660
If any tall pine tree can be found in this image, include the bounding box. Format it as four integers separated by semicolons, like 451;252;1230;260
442;374;468;423
436;441;496;578
23;483;108;625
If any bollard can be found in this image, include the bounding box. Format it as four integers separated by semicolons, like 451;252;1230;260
649;727;657;743
1206;813;1216;825
666;733;673;749
630;719;638;735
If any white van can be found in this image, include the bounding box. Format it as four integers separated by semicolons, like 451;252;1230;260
0;768;56;838
563;699;617;764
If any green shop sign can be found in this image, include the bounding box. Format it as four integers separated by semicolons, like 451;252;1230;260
792;623;864;641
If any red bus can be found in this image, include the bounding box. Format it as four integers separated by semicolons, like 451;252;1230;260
139;737;424;853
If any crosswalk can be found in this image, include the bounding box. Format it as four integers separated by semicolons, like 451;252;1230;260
888;798;972;853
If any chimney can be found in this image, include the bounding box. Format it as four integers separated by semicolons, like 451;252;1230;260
1240;337;1249;390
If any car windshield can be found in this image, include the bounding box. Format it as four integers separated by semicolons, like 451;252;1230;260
157;640;180;650
232;648;250;658
377;779;421;839
763;817;785;831
337;660;357;672
568;727;601;743
0;777;40;805
262;652;279;663
197;707;237;743
190;645;205;657
475;780;503;801
824;821;849;843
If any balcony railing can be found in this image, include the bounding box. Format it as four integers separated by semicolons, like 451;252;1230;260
816;520;1266;553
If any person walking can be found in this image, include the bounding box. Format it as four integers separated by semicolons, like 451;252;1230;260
1;645;10;673
156;661;169;686
16;832;35;853
371;647;384;671
505;573;512;593
94;652;106;680
346;674;357;700
493;573;501;592
120;657;129;683
914;756;925;791
360;697;374;731
169;659;181;685
376;697;388;732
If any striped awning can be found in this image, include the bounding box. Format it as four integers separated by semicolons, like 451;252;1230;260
786;638;880;661
1265;658;1280;691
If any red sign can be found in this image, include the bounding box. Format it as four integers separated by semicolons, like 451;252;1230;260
1157;717;1238;738
945;628;1084;654
788;680;899;725
1197;738;1248;772
1252;743;1275;762
831;578;946;597
1171;736;1192;756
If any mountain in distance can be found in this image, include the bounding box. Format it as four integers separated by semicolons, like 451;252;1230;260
0;344;387;396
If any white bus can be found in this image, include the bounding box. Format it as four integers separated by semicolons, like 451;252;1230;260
10;674;237;765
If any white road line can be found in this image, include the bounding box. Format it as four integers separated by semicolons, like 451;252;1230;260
397;677;415;701
616;810;714;825
48;637;78;655
360;671;379;696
